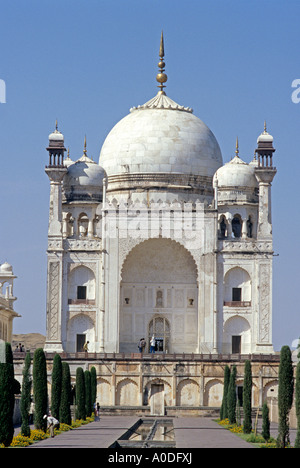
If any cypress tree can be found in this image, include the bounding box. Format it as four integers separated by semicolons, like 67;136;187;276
59;362;72;425
220;365;230;420
261;402;270;442
75;367;86;420
33;348;48;431
227;365;237;424
51;353;62;420
277;345;294;448
90;366;97;412
20;351;32;437
85;370;92;417
243;360;252;434
0;342;15;446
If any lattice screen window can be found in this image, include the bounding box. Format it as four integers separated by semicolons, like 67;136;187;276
148;316;170;352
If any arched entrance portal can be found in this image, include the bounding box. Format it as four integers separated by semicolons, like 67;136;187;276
120;238;198;353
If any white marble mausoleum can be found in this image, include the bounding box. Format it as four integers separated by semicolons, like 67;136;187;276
44;34;277;362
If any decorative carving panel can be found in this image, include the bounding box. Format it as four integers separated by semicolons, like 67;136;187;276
259;263;271;343
47;261;60;341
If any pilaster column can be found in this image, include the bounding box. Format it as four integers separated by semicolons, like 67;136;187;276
242;217;248;239
88;217;94;238
226;214;232;238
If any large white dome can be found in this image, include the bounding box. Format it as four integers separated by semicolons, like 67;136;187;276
99;93;222;179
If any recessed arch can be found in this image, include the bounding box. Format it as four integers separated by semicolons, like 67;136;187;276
68;265;96;303
203;378;223;407
98;378;111;406
232;214;242;238
176;378;200;406
144;378;172;407
121;237;199;283
116;378;139;406
223;315;251;354
263;380;278;401
66;313;95;353
119;237;198;353
78;212;89;237
224;267;251;304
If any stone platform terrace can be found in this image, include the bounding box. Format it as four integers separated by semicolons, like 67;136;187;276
13;352;281;413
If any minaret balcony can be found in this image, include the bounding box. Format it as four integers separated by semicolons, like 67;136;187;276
68;299;96;305
224;301;251;307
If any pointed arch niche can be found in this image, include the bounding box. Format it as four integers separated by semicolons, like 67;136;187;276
66;314;95;353
223;315;251;354
120;238;198;353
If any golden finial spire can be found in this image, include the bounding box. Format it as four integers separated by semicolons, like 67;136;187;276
156;30;168;94
55;119;58;131
159;30;165;58
264;120;267;133
83;135;87;156
235;136;239;157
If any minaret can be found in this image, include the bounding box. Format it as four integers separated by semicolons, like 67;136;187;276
45;121;67;236
253;123;276;353
44;121;67;353
254;122;277;239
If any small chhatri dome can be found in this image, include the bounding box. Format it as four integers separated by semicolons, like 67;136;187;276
216;155;258;188
63;136;106;202
99;33;222;199
213;138;258;202
257;121;273;144
48;120;64;142
0;261;13;274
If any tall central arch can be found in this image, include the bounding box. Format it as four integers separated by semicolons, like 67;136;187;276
120;238;198;353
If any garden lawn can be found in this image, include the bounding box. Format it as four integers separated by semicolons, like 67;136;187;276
217;419;277;448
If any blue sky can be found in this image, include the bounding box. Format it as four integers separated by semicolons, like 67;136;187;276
0;0;299;351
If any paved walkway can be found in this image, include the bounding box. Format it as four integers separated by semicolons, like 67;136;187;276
173;418;253;448
25;416;260;449
21;415;298;449
27;416;137;448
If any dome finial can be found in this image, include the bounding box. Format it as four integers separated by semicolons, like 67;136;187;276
264;120;267;133
235;136;239;158
156;30;168;95
55;119;58;131
83;135;87;156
